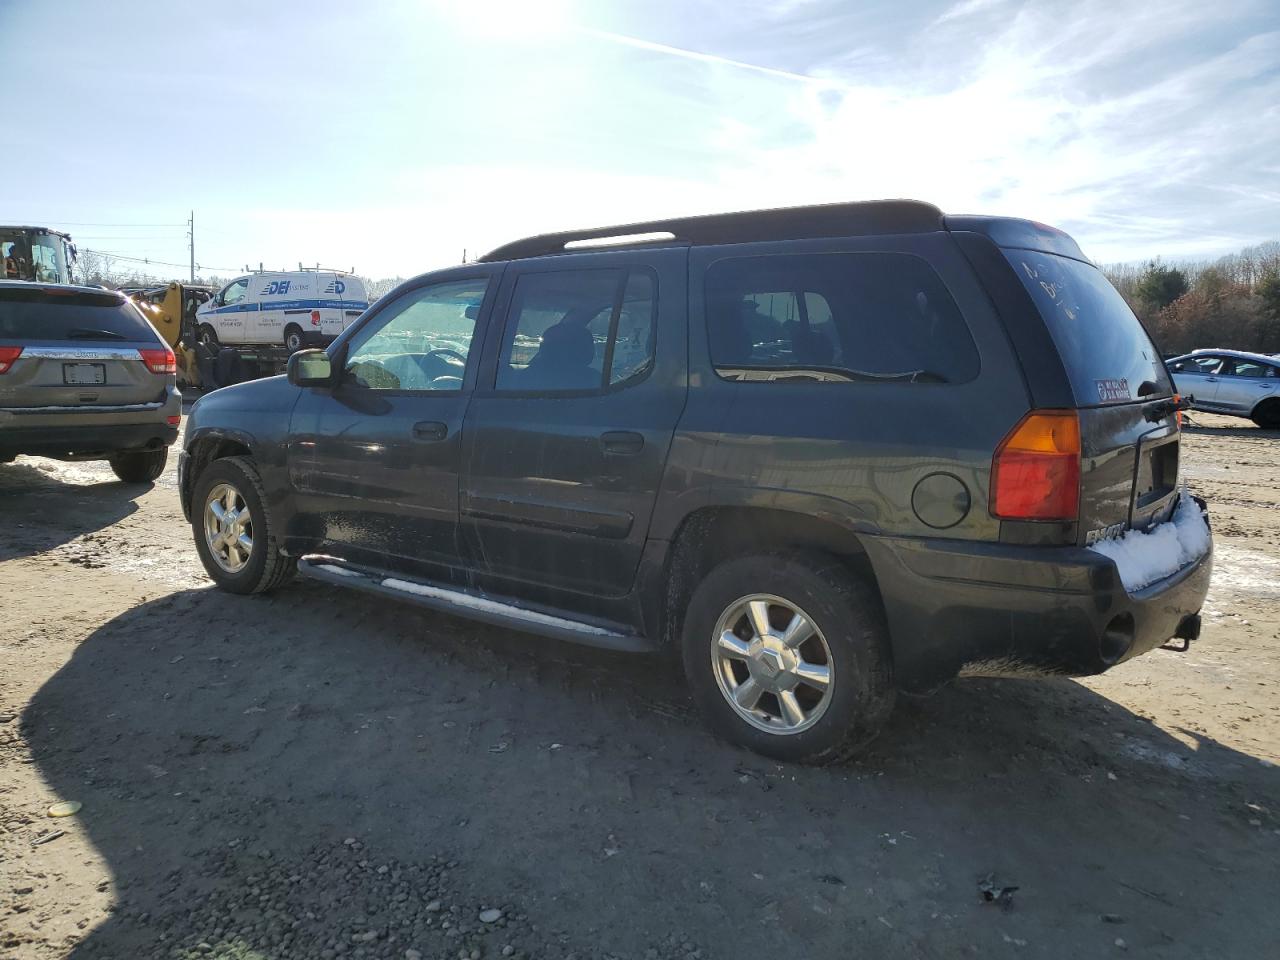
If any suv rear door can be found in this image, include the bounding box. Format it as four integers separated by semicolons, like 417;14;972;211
459;247;687;610
0;287;170;410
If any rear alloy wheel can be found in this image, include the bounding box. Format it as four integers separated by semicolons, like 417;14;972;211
1251;399;1280;430
682;553;895;764
284;324;304;353
191;456;295;594
109;448;168;483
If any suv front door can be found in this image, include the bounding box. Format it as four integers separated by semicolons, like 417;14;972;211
286;270;497;578
460;249;688;613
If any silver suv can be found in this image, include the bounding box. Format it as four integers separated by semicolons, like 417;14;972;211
0;282;181;482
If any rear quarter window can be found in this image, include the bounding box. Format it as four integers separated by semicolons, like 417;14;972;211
0;288;159;342
1006;251;1172;405
705;252;979;384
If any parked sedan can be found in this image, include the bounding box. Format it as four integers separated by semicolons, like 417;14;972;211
0;282;181;481
1167;349;1280;428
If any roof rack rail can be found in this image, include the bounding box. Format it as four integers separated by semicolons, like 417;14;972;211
478;199;944;263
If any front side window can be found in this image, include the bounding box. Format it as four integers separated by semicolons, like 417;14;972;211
221;278;249;306
343;278;487;391
496;268;656;392
705;252;978;384
1187;356;1224;374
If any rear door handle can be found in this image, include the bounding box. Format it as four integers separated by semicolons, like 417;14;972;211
1205;377;1218;382
600;430;644;455
412;420;449;442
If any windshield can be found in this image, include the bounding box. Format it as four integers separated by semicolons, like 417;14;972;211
0;288;159;342
1;230;70;283
1006;250;1172;405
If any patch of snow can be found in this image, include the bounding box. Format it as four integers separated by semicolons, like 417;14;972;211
1;401;164;413
380;577;619;636
1088;489;1210;592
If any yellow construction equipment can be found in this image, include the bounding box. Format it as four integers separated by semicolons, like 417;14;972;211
132;283;214;389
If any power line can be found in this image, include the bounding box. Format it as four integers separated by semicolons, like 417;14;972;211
11;220;187;227
83;247;239;274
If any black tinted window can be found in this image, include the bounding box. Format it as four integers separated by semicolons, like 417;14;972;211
1007;252;1172;405
705;252;978;384
0;289;157;341
497;268;656;393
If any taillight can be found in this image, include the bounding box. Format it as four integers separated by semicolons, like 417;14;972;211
138;345;177;375
167;415;181;425
310;310;321;326
0;345;21;374
991;410;1081;521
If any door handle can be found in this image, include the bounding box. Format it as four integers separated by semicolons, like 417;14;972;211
1205;377;1217;382
600;430;644;455
412;420;448;442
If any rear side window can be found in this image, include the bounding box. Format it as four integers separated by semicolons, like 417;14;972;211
496;268;656;393
1226;359;1277;379
1006;252;1172;405
0;289;158;342
705;252;978;384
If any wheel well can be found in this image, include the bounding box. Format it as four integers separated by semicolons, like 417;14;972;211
182;435;252;511
660;507;874;649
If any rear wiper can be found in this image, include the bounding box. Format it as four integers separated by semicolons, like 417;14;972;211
65;328;128;340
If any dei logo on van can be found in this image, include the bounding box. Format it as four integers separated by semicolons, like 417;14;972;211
323;279;346;295
1096;378;1131;402
262;280;291;296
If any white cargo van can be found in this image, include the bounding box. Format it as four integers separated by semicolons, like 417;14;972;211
196;271;369;351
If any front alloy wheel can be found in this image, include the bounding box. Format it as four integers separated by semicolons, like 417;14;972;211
712;594;833;734
203;482;253;573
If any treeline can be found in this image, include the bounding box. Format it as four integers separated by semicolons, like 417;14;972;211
1103;241;1280;356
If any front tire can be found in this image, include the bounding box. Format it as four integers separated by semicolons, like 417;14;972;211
191;455;296;594
198;324;220;349
681;553;895;764
109;448;168;483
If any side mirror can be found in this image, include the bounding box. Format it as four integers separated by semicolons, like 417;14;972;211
287;349;334;388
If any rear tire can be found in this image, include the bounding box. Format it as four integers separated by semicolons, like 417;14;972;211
284;324;304;353
109;448;168;484
191;455;296;594
1251;399;1280;429
681;552;895;764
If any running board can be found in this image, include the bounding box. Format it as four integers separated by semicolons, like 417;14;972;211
297;556;651;654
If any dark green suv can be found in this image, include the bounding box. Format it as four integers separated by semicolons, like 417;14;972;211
178;201;1211;763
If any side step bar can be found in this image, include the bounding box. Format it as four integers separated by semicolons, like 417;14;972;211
297;556;652;654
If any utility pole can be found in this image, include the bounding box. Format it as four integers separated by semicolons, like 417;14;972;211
187;210;195;282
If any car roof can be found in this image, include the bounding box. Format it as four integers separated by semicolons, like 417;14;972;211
1177;348;1280;364
478;199;1089;264
0;280;124;300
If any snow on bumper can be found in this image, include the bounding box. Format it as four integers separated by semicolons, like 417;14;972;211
1088;490;1212;593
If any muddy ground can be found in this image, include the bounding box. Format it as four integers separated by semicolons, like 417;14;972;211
1;410;1277;960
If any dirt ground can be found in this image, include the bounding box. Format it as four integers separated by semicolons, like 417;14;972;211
2;410;1277;960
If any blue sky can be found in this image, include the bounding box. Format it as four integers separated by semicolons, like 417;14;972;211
2;0;1277;280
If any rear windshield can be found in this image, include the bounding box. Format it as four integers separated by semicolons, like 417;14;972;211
0;288;158;342
1006;251;1172;405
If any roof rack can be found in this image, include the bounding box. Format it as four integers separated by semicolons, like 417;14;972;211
478;199;944;263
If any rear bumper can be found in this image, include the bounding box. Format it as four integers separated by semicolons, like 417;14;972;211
863;517;1213;691
0;391;181;459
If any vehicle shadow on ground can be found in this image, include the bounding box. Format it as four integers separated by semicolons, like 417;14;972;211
1183;419;1280;438
24;582;1280;960
0;460;144;560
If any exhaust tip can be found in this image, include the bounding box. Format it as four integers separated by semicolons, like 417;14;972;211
1100;613;1135;665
